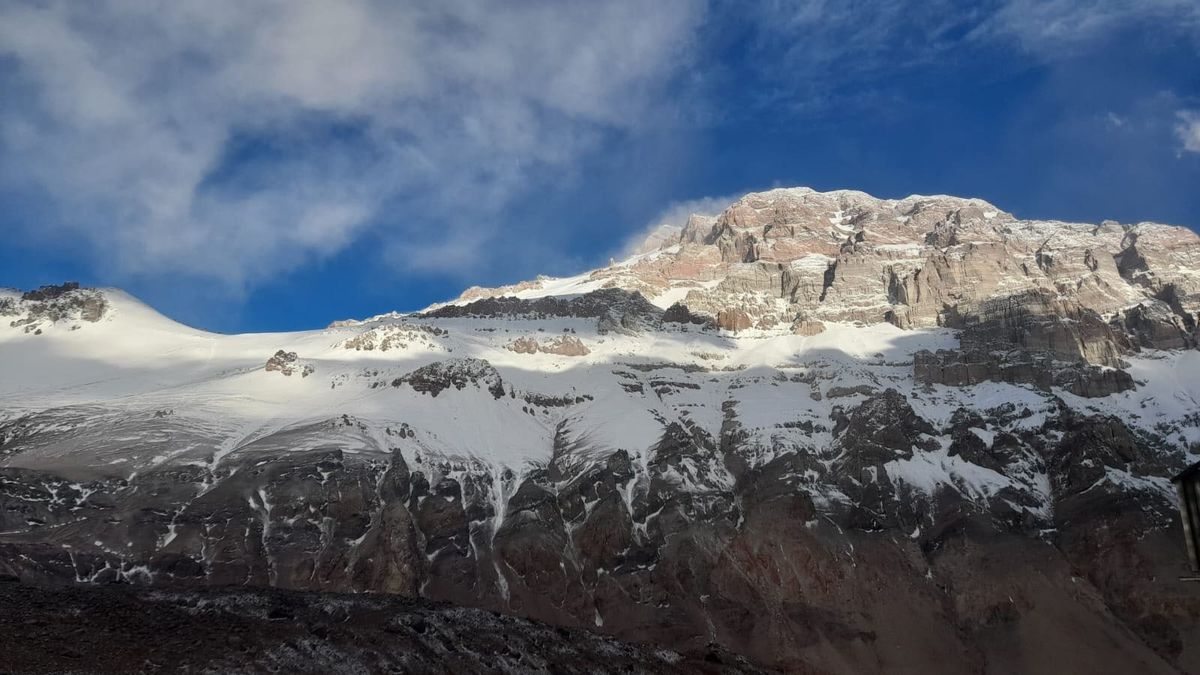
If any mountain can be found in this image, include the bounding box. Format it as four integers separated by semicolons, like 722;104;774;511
2;188;1200;673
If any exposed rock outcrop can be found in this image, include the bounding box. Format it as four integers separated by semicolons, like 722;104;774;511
913;348;1134;397
2;282;108;333
507;335;590;356
339;323;448;352
1114;302;1197;351
264;350;314;377
716;308;752;332
391;358;506;398
910;293;1138;396
791;316;826;336
424;288;663;335
425;289;657;321
662;302;714;327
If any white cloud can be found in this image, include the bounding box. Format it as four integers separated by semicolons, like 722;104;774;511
1178;111;1200;154
0;0;705;286
621;192;743;257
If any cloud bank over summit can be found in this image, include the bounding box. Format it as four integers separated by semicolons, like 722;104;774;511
1;0;1198;331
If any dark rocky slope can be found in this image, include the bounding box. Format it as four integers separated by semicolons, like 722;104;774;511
0;580;760;674
2;390;1197;673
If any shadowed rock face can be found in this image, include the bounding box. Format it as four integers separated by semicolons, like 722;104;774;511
911;296;1139;397
424;288;664;331
391;358;506;399
663;301;716;327
913;347;1135;398
2;387;1197;673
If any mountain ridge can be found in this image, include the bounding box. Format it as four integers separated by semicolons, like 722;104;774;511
438;186;1198;346
2;186;1200;673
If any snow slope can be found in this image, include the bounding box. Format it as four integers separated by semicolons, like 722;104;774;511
3;284;1197;513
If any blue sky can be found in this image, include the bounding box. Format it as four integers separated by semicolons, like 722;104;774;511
1;0;1198;333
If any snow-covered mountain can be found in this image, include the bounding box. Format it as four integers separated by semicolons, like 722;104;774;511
3;187;1200;673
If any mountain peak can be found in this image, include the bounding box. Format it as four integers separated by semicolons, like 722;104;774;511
2;186;1199;673
438;185;1199;341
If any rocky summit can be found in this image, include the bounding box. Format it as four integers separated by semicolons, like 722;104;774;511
2;188;1200;673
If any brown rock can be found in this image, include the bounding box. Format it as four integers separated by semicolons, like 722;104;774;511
540;335;590;356
717;308;752;332
264;350;299;375
505;335;590;356
506;337;539;354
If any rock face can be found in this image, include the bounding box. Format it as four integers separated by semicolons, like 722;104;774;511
913;347;1135;398
391;358;506;398
424;288;662;335
452;187;1200;389
716;308;752;332
2;385;1196;673
2;187;1200;674
662;301;714;327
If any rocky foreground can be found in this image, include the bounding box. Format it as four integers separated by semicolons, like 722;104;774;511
2;188;1200;673
0;579;758;674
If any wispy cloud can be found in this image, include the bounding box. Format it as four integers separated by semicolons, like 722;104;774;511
732;0;1200;115
0;0;705;287
731;1;985;112
976;0;1200;57
1179;111;1200;154
620;191;743;257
